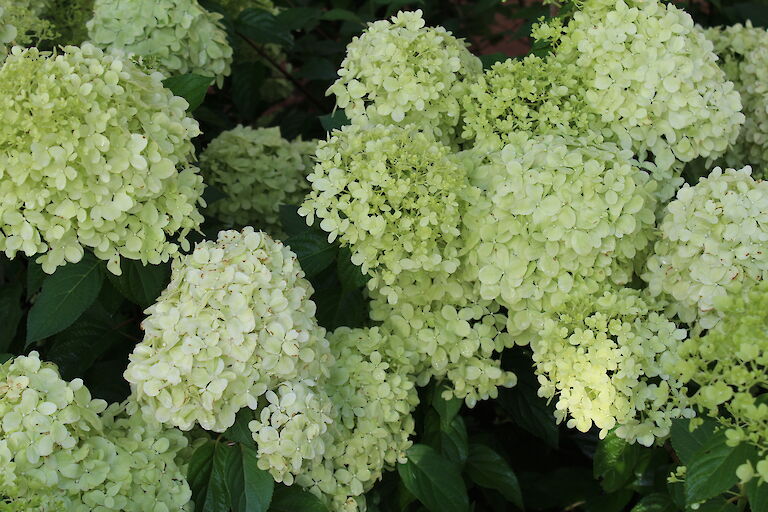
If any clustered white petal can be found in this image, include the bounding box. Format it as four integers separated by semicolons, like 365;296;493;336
87;0;234;86
0;44;205;275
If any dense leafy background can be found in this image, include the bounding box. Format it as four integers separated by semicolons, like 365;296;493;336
7;0;768;510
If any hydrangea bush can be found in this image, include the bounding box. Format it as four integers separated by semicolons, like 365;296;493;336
4;0;768;510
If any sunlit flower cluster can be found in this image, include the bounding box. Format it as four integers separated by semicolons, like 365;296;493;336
533;288;693;446
706;23;768;176
87;0;234;86
0;44;205;275
643;166;768;329
327;9;482;142
679;282;768;483
200;126;316;234
463;134;658;344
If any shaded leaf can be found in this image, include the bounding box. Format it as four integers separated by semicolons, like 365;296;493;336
26;253;103;344
670;417;719;465
270;485;328;512
163;74;214;111
286;232;337;277
398;444;469;512
319;111;349;132
107;260;171;308
466;443;523;509
594;430;643;493
686;431;757;505
630;493;677;512
224;408;257;448
227;444;274;512
237;9;294;46
0;282;23;352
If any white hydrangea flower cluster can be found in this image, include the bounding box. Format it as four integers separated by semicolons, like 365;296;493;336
299;123;468;302
705;23;768;176
87;0;234;86
463;134;658;344
297;327;419;512
200;126;316;234
124;228;334;483
0;353;193;511
643;166;768;329
533;288;693;446
327;10;482;141
543;0;744;163
0;44;205;275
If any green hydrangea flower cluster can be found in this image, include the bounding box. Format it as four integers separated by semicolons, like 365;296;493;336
87;0;233;87
461;55;593;149
545;0;744;163
0;352;192;511
327;10;482;142
200;126;316;234
533;289;693;446
706;23;768;176
0;44;205;275
297;327;419;512
643;166;768;329
300;123;468;301
463;134;658;344
679;282;768;483
124;228;334;484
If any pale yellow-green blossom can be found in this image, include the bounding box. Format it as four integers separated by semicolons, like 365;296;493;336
87;0;233;86
200;126;316;234
705;23;768;176
533;288;693;446
0;44;205;275
463;134;658;344
643;166;768;329
124;228;334;485
327;10;481;142
679;282;768;484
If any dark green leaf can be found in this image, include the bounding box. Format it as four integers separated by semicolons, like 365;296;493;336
107;260;171;308
188;441;216;511
480;53;508;69
227;444;274;512
585;490;633;512
163;74;214;111
270;485;329;512
423;411;468;465
319;111;349;132
237;9;294;46
0;353;10;363
594;431;643;493
432;382;462;430
336;248;367;290
26;262;45;299
276;7;322;31
312;271;367;330
670;418;719;465
47;305;127;380
224;408;257;448
286;232;336;277
231;62;268;121
298;58;338;81
746;478;768;511
280;205;311;237
398;444;469;512
320;8;362;24
498;352;558;448
630;493;677;512
26;253;103;344
0;283;23;352
686;432;757;505
466;443;523;509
